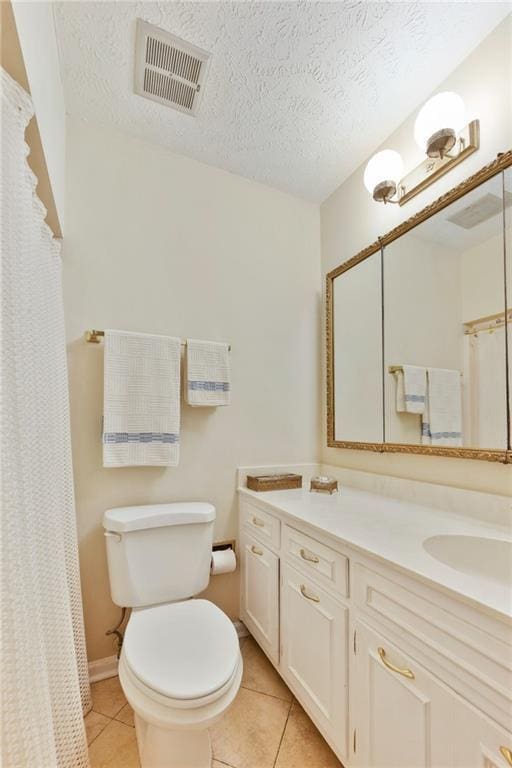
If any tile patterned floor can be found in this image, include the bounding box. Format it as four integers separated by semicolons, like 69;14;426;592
85;636;343;768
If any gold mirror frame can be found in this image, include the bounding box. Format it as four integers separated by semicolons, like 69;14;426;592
326;150;512;464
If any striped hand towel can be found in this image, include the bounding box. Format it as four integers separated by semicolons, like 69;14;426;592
185;339;231;406
103;330;181;467
395;365;426;414
422;368;462;447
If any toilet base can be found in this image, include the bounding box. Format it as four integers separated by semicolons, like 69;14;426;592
135;713;212;768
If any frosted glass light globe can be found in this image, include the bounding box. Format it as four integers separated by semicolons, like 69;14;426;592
414;91;466;154
364;150;403;201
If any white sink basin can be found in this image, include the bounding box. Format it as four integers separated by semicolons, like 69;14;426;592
423;534;512;585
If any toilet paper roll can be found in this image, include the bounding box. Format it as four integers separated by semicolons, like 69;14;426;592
211;548;236;575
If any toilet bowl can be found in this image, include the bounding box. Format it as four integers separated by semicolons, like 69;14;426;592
119;600;242;767
103;502;242;768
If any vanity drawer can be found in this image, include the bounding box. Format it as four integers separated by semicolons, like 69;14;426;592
241;500;280;550
283;525;349;598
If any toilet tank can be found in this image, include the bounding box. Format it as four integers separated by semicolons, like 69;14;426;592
103;502;215;607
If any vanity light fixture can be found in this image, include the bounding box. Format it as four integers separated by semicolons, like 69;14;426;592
363;150;404;204
364;91;480;206
414;91;466;159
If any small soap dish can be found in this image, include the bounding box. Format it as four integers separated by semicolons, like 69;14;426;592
310;476;338;494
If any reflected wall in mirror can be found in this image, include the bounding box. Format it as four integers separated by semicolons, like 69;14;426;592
332;250;383;443
384;173;510;450
327;152;512;462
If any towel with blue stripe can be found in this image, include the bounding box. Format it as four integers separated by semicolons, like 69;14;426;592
103;330;181;467
185;339;231;407
421;368;462;448
395;365;427;415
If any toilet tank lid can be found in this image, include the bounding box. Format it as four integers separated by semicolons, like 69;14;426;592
103;502;216;533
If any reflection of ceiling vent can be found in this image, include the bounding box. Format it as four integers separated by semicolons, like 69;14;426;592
447;191;512;229
134;19;211;116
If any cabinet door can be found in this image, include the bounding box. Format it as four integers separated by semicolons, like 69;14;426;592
353;620;512;768
451;695;512;768
281;563;348;759
240;532;279;664
353;620;455;768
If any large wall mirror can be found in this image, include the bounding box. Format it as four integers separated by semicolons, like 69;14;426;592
327;152;512;462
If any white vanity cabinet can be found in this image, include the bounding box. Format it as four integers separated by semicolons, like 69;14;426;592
238;491;512;768
239;530;279;664
239;497;350;761
353;620;455;768
280;562;348;751
353;620;512;768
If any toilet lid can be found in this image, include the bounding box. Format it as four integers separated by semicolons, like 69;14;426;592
123;600;240;700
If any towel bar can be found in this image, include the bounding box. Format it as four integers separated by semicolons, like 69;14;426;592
389;365;462;376
85;329;231;351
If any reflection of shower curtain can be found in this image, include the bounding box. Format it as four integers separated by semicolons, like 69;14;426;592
464;326;508;449
1;70;90;766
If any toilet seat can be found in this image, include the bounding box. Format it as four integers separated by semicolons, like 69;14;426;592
123;599;240;704
119;599;243;734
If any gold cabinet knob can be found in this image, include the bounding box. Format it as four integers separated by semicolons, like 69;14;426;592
252;516;265;527
500;747;512;766
251;545;263;556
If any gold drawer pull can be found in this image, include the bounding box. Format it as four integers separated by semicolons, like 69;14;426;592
300;548;320;564
500;747;512;766
300;584;320;603
378;647;415;679
252;516;265;527
251;545;263;556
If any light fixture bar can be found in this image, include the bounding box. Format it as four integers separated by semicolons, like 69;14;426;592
397;119;480;206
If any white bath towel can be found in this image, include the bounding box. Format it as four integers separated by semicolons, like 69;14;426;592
395;365;427;414
103;330;181;467
422;368;462;447
185;339;231;406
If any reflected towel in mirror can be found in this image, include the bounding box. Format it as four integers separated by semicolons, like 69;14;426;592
395;365;427;414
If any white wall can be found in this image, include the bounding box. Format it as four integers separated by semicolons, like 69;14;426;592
12;1;66;229
63;117;321;661
322;15;512;494
333;252;383;443
462;229;512;323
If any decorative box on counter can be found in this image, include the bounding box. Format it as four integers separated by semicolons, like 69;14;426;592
246;473;302;492
310;476;338;494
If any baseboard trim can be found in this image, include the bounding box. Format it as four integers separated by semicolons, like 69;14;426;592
88;619;249;682
233;619;249;638
88;655;119;683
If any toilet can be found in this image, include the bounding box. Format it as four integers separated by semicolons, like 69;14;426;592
103;502;242;768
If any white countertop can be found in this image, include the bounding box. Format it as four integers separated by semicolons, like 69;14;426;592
238;484;512;621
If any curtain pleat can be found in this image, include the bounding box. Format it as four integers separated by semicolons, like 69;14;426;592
1;68;91;768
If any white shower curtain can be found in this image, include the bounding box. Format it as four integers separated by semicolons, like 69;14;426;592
1;69;91;767
465;325;509;449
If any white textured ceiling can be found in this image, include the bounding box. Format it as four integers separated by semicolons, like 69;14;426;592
54;2;511;202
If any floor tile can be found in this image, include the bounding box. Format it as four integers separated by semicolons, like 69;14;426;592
241;637;292;701
91;676;127;718
211;686;290;768
275;701;342;768
88;719;140;768
84;710;110;745
115;702;135;727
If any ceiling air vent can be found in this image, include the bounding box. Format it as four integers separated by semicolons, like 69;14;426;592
134;19;211;116
447;191;512;229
